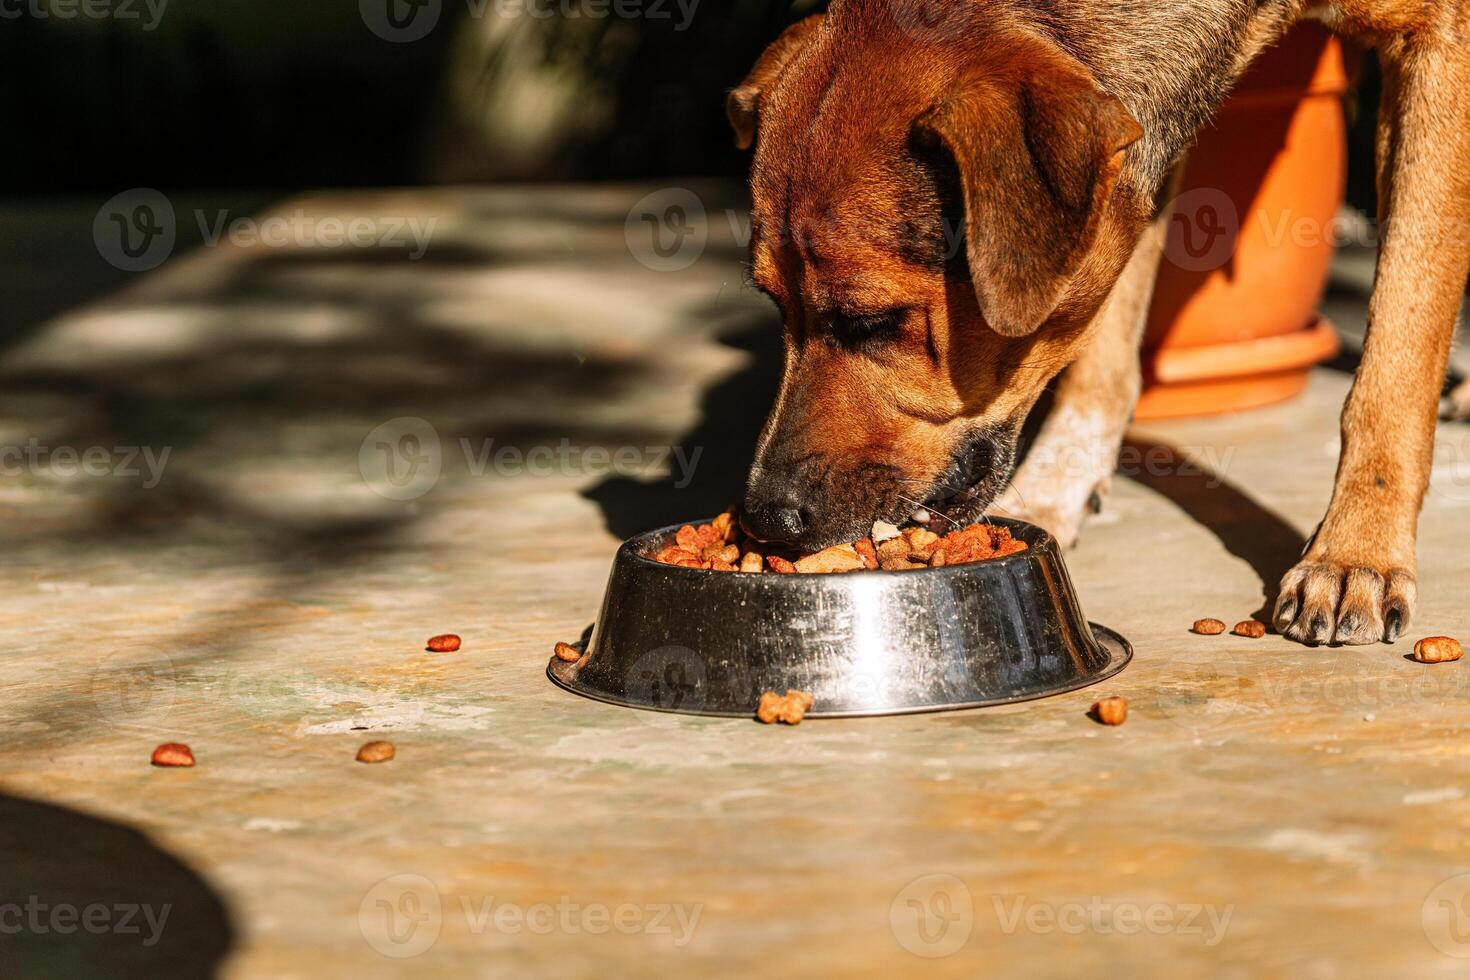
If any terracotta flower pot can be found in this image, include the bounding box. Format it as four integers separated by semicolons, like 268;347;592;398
1135;25;1351;420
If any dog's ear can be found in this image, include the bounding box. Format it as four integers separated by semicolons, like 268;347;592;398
914;44;1142;336
726;14;824;151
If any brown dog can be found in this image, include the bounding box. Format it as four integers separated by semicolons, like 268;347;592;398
728;0;1470;646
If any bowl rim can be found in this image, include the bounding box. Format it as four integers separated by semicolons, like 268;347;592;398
622;515;1056;577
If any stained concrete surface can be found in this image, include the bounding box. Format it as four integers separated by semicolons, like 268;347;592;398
1;185;1469;977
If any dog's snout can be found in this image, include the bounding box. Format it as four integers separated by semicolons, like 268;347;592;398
741;483;810;544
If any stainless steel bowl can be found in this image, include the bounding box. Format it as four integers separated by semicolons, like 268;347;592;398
548;517;1130;718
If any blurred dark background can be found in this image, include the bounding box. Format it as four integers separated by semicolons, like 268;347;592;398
1;0;1376;199
0;0;824;192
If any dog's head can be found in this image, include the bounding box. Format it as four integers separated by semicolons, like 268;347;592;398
728;3;1145;548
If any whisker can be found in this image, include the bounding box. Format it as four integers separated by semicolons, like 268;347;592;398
894;492;962;530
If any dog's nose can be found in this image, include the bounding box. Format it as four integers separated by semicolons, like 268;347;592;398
741;486;809;544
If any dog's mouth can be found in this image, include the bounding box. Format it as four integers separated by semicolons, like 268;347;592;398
904;425;1018;527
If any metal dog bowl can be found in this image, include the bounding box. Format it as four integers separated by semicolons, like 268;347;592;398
548;517;1130;718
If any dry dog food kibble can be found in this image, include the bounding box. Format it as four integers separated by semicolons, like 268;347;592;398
151;743;195;767
1412;636;1463;664
1233;620;1267;638
356;740;396;763
757;689;815;725
427;634;461;652
651;507;1026;574
1092;696;1128;726
1192;618;1227;635
553;641;582;663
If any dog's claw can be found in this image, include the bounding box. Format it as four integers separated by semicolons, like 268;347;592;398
1385;607;1405;643
1274;559;1415;646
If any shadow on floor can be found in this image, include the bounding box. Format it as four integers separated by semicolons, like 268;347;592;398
1119;436;1308;622
583;300;783;538
0;792;234;977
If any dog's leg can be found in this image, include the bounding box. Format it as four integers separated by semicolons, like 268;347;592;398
1274;37;1470;645
989;191;1174;547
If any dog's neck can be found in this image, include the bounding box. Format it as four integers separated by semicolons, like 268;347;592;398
1023;0;1304;191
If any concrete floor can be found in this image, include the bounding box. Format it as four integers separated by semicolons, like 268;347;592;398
2;185;1470;978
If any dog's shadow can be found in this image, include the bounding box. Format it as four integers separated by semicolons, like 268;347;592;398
1117;436;1307;622
582;305;784;537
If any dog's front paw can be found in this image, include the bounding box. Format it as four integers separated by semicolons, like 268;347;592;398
1273;559;1416;646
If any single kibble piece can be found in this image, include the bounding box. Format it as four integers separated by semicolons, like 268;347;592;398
427;633;461;652
151;743;195;767
553;641;581;663
1092;696;1128;725
1192;618;1227;635
738;551;764;574
356;740;396;764
756;690;815;725
1232;620;1267;638
1412;636;1464;664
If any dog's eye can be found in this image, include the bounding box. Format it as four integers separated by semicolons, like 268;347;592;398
825;309;908;349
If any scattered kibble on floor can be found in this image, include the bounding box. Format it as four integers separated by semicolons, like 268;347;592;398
151;743;195;767
1092;696;1128;726
356;741;396;764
